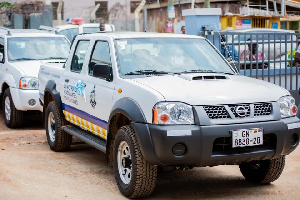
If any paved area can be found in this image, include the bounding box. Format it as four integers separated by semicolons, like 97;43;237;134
0;111;300;200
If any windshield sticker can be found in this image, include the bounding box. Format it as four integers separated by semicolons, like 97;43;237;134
90;85;96;109
117;40;127;50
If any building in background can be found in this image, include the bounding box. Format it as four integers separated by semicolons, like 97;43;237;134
1;0;145;31
144;0;300;33
1;0;299;32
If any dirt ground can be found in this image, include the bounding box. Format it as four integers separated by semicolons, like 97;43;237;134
0;111;300;200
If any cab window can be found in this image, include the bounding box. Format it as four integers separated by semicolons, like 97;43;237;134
58;28;79;42
70;40;90;73
88;41;111;76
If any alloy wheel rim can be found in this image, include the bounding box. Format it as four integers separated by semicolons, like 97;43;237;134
48;112;56;142
117;141;132;184
4;96;11;121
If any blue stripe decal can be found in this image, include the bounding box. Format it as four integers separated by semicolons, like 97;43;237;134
62;103;108;130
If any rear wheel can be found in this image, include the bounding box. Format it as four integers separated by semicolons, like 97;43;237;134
239;156;285;184
45;101;72;151
113;125;157;198
2;88;23;128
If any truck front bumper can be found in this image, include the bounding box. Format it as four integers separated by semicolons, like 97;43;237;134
132;117;300;167
9;88;42;112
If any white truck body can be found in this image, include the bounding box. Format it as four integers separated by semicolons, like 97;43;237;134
38;32;300;198
0;28;70;128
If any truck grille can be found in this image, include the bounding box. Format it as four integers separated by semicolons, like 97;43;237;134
203;106;230;119
212;133;276;156
203;103;272;119
254;103;272;116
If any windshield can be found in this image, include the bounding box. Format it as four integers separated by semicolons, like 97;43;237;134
115;38;234;76
8;37;70;61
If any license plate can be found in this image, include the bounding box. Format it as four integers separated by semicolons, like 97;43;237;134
231;128;263;148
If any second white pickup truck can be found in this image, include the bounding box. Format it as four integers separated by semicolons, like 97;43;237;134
0;28;70;128
38;32;300;198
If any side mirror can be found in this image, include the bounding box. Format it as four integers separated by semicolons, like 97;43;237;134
93;64;112;81
0;52;3;63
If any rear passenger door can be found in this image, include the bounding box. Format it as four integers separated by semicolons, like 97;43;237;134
83;40;115;140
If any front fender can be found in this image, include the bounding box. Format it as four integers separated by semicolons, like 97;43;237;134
108;98;161;165
109;97;146;123
1;73;17;90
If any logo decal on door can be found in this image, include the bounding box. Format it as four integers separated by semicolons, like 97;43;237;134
90;85;96;109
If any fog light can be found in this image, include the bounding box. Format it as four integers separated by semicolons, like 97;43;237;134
291;133;299;146
172;143;186;156
28;99;36;106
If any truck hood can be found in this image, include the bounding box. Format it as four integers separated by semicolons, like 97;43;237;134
132;73;289;105
12;60;65;77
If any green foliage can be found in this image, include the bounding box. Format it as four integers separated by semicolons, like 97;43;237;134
0;2;17;9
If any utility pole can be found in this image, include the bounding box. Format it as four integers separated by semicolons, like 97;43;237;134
91;3;100;23
134;0;146;32
57;0;63;25
167;0;175;33
191;0;195;9
204;0;210;8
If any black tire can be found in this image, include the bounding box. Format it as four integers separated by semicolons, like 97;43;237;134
113;125;157;198
239;156;285;184
2;88;24;128
45;101;72;151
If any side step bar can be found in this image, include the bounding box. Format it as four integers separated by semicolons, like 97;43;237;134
62;125;106;153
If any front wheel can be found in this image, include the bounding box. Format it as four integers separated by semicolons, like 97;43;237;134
2;88;23;128
113;125;157;198
239;156;285;184
45;101;72;151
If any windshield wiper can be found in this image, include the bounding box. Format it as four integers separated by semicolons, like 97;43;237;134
125;70;169;75
43;57;67;60
181;69;235;75
182;69;217;74
217;71;236;75
12;58;37;61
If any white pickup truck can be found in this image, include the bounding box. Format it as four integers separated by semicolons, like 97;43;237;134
38;32;300;198
0;28;70;128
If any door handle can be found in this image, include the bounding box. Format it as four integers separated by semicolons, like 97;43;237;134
65;79;69;82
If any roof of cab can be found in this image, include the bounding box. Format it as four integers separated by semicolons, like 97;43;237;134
0;28;67;37
76;31;204;39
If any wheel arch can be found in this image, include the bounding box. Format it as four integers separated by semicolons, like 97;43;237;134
1;74;17;91
106;98;147;166
43;80;63;117
1;82;9;95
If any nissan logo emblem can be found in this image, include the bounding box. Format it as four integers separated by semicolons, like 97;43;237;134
235;106;248;117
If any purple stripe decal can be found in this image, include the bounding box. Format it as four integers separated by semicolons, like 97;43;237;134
62;103;108;130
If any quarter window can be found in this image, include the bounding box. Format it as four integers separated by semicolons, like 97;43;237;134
0;38;4;63
89;41;111;76
70;40;90;73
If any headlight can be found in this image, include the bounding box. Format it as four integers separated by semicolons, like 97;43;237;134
278;96;298;117
153;102;194;124
20;77;38;89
